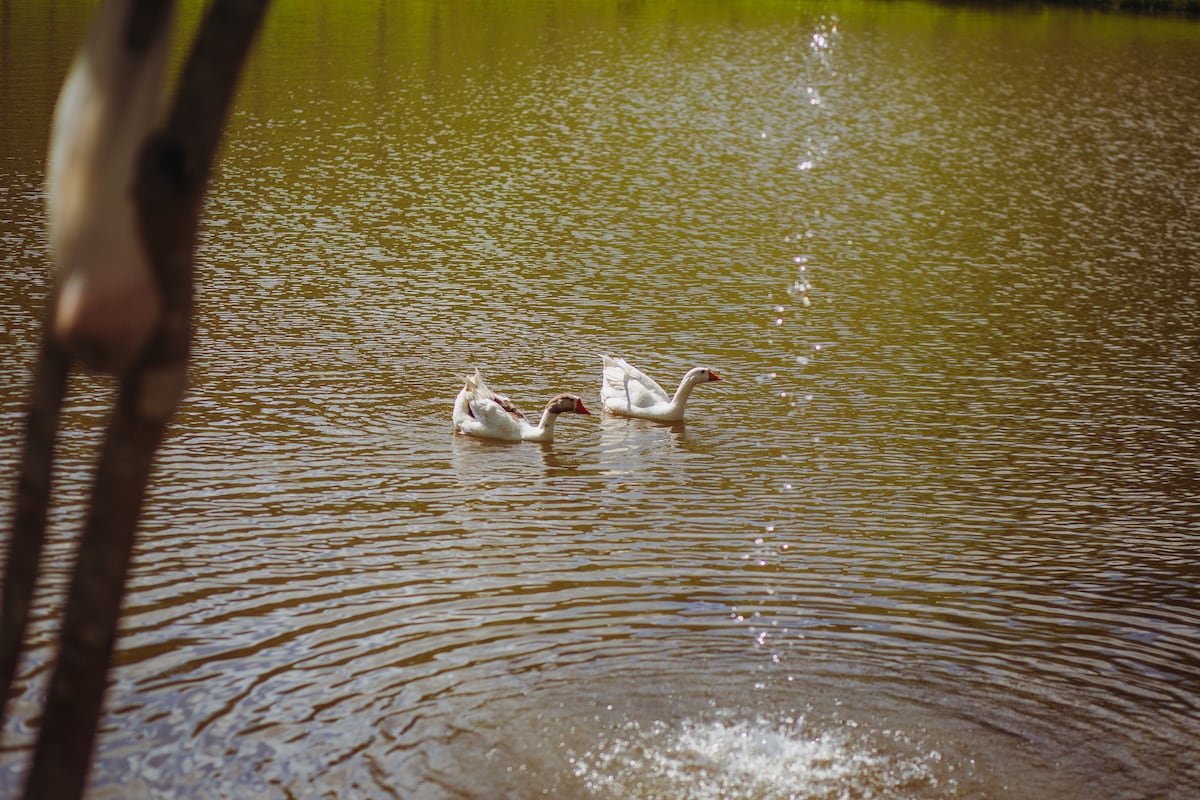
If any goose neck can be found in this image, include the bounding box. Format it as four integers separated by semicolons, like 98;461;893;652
670;376;702;409
526;406;558;442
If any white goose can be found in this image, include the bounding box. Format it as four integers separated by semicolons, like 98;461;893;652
453;369;592;442
600;355;722;422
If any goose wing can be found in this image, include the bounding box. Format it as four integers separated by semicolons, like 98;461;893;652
602;355;670;409
469;369;525;420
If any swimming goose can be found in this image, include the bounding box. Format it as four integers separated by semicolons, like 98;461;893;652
453;369;591;442
600;355;722;422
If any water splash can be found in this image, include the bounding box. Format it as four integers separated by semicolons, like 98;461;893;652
570;712;947;800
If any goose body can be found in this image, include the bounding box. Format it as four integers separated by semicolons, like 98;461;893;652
453;369;591;442
600;355;721;422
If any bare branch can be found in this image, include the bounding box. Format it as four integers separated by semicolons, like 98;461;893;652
0;330;69;730
3;1;271;797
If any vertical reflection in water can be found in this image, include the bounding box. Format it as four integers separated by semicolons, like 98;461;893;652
754;15;842;563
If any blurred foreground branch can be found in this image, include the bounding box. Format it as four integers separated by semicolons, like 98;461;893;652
0;1;270;797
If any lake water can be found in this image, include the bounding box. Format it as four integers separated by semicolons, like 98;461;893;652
1;1;1198;797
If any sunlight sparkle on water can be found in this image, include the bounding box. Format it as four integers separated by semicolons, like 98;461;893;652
571;714;944;800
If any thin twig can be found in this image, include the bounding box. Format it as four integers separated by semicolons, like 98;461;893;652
0;328;70;730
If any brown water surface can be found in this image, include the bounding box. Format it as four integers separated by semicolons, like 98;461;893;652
1;1;1198;797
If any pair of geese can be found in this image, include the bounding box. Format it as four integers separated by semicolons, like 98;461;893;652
452;355;723;442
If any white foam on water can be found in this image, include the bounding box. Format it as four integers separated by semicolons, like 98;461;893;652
570;713;945;800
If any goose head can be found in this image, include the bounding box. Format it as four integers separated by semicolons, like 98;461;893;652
548;394;592;415
686;367;722;385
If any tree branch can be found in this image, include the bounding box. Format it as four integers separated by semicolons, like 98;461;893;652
0;329;69;730
3;1;271;797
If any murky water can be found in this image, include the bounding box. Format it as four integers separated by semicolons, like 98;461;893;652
2;1;1199;797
